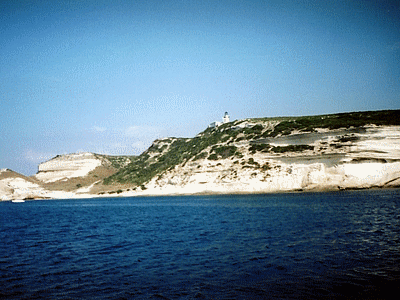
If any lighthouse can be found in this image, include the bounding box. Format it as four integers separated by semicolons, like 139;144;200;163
223;112;230;123
208;112;231;128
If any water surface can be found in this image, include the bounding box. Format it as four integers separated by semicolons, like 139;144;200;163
1;190;400;299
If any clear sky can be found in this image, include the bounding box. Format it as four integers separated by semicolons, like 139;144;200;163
1;0;399;175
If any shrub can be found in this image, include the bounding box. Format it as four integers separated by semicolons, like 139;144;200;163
207;153;219;160
194;151;208;161
338;135;358;143
235;136;246;142
249;143;271;153
248;158;259;167
210;145;238;159
261;163;271;171
243;124;264;135
271;145;314;153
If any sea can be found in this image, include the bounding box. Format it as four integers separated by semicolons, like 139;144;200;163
1;189;399;299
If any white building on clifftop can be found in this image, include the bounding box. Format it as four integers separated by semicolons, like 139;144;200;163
209;112;230;128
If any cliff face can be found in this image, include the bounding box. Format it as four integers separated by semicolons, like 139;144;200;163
139;126;400;195
35;152;102;183
1;110;400;200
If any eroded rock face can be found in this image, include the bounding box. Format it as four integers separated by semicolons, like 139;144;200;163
0;181;14;200
140;126;400;195
0;168;76;200
35;152;102;183
0;153;119;200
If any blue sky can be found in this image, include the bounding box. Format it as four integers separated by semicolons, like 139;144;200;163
1;0;399;175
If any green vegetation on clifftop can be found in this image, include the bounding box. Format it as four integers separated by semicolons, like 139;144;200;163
103;122;242;185
267;110;400;136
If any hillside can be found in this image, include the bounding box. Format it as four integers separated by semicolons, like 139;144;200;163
1;109;400;200
101;110;400;193
0;153;133;200
35;152;133;191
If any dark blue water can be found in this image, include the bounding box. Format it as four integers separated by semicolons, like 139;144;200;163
1;190;400;299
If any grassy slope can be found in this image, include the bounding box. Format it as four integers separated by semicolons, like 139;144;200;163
103;109;400;187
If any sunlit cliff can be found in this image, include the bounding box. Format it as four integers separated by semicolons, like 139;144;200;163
1;110;400;200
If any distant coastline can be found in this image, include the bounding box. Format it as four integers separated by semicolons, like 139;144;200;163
1;110;400;201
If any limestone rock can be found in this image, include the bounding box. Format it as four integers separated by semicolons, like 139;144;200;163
35;152;102;183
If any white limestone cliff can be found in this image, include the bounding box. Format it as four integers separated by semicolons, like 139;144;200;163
0;153;109;200
131;125;400;196
34;152;102;183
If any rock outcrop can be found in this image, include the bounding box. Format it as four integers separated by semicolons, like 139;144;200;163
0;154;130;200
35;152;103;183
0;168;75;200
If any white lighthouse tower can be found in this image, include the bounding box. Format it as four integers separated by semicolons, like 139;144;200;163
223;112;230;123
208;112;231;128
